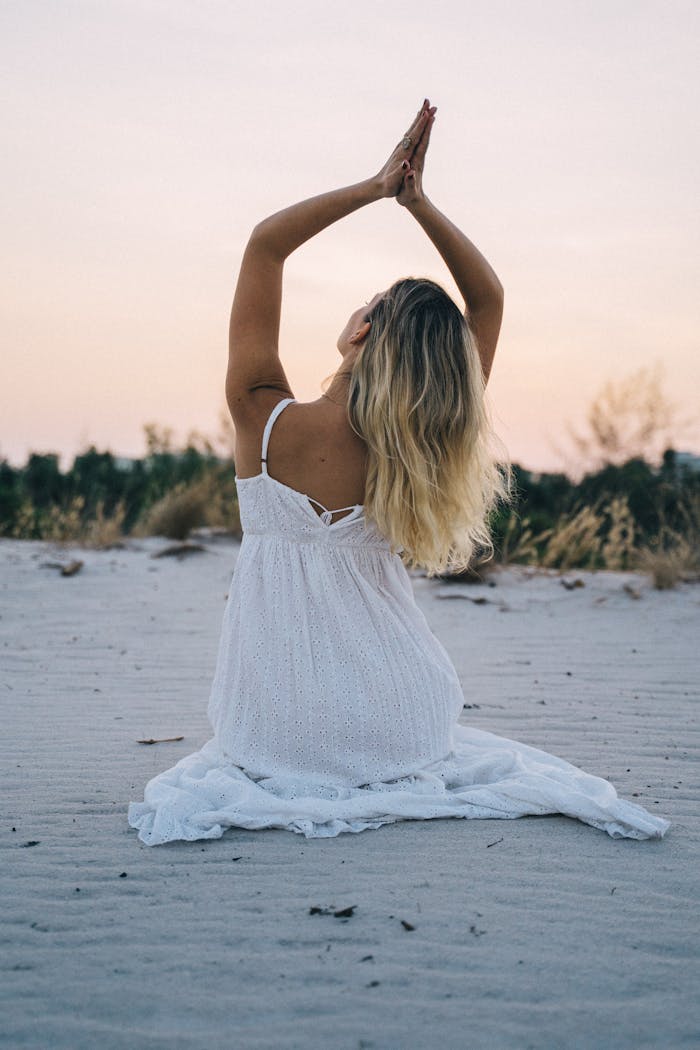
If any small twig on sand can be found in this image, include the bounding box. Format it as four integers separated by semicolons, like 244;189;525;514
40;559;84;576
136;736;185;745
560;578;585;590
151;543;208;559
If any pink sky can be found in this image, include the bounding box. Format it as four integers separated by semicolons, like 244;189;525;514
2;0;698;474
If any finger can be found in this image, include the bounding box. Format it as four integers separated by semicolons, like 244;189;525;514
397;108;431;154
407;105;430;138
402;100;431;145
412;112;435;165
414;98;430;122
415;116;434;157
408;98;429;127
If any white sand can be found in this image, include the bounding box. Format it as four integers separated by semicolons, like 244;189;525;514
2;536;698;1049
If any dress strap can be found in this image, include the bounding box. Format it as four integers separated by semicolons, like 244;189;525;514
306;496;361;526
306;496;358;515
261;397;296;474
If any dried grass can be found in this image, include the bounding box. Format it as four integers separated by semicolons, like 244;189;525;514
600;495;638;571
8;500;42;540
9;495;129;548
500;495;646;574
536;503;603;571
24;496;87;544
499;512;543;566
132;469;241;541
81;499;128;549
132;479;209;540
631;491;700;589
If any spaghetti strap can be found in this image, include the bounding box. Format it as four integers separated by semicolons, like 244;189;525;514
261;397;296;474
306;495;359;525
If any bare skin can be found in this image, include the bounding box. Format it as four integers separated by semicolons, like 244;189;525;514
233;396;369;518
233;289;385;518
228;100;503;520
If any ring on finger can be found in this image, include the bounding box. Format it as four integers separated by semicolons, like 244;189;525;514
401;135;412;149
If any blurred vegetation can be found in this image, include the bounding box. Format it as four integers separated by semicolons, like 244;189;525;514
0;420;241;546
487;449;700;588
1;369;698;589
1;439;698;586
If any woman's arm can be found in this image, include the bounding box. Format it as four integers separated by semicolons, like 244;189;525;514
407;197;504;309
227;103;434;405
249;179;382;263
226;186;382;406
226;180;382;404
408;197;504;385
398;110;504;384
248;103;434;260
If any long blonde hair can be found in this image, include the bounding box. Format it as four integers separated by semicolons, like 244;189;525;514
343;277;516;577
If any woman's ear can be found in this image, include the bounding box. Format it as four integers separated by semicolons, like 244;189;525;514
350;320;371;345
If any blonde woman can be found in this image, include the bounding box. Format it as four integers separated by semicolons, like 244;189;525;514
129;100;669;845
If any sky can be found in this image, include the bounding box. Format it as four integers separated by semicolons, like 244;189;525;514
2;0;699;475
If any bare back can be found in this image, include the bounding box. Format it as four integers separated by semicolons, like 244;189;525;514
232;389;368;521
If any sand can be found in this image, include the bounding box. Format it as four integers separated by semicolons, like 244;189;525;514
2;536;698;1049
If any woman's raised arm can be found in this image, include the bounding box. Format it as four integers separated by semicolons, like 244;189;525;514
227;102;435;402
249;102;435;261
398;107;504;385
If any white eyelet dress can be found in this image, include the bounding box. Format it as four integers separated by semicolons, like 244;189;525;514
128;398;670;844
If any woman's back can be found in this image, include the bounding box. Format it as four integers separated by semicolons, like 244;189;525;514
233;389;369;522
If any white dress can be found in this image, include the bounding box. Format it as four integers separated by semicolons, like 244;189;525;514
128;397;670;845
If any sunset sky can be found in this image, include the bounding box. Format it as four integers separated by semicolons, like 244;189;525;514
2;0;698;474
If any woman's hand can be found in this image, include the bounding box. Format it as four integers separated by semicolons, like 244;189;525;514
397;103;436;209
375;99;435;199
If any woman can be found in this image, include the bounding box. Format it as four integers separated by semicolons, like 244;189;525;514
128;100;669;845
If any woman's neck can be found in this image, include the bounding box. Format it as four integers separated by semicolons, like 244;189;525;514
322;362;354;406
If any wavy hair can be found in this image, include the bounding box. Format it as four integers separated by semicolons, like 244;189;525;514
341;277;516;577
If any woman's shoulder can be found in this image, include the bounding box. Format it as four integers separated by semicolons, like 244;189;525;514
230;386;342;436
227;385;295;426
